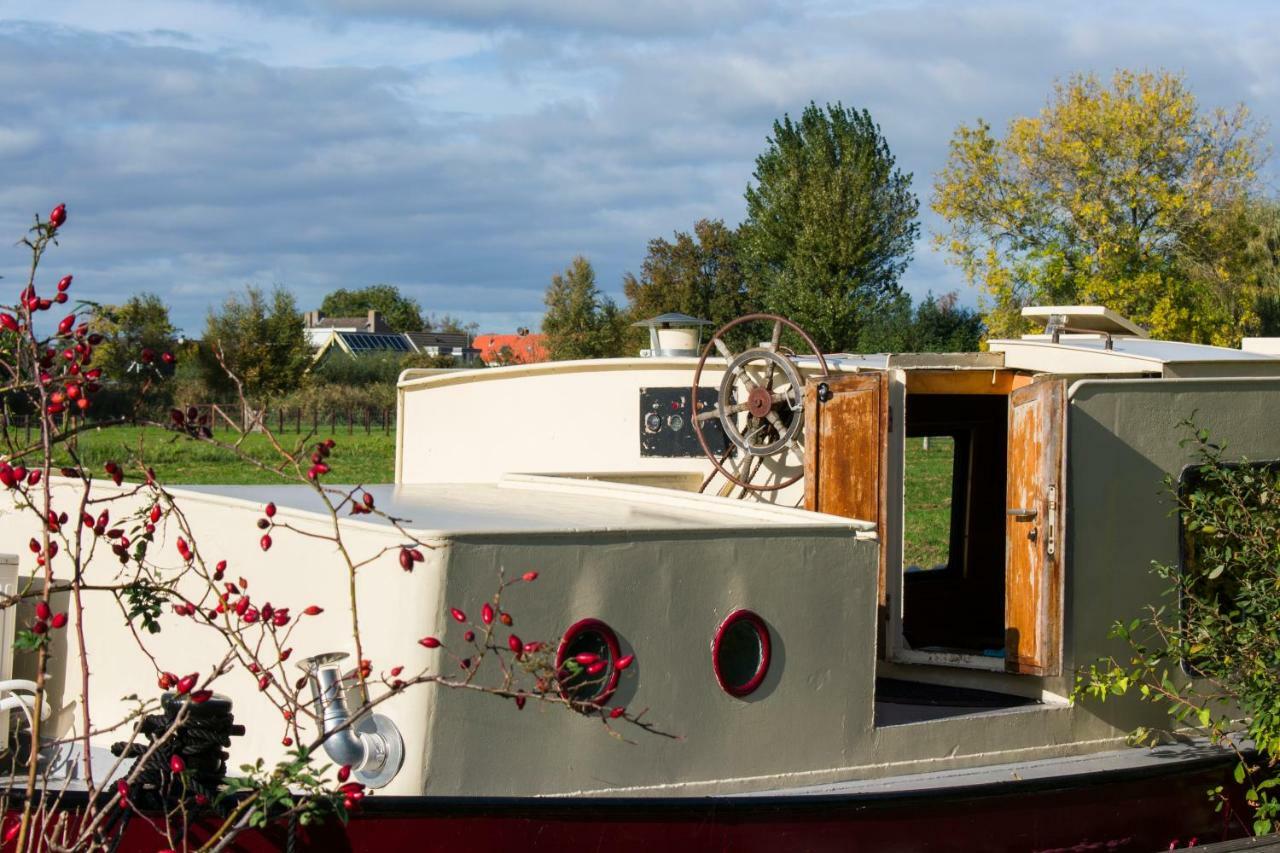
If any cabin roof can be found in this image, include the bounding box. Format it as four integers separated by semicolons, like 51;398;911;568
990;335;1280;375
171;475;871;536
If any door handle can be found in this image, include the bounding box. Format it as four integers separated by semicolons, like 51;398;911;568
1007;508;1038;520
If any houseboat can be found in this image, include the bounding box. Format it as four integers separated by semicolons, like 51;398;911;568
0;306;1276;850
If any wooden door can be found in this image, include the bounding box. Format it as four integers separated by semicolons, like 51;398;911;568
804;372;889;604
1004;379;1065;676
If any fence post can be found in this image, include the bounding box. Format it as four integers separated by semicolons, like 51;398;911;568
364;408;370;434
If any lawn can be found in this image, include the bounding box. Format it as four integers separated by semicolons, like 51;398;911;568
902;435;955;571
21;425;397;485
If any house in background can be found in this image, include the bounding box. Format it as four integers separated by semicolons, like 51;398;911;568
303;310;392;348
404;332;479;363
305;310;481;365
472;329;549;365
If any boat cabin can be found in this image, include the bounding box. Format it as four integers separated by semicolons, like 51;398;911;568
2;305;1279;801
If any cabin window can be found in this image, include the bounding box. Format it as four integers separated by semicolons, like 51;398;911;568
712;609;771;697
556;618;621;706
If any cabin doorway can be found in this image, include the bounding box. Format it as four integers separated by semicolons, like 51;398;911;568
899;392;1007;658
804;368;1065;676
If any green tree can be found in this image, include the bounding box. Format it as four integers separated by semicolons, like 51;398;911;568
854;291;985;354
542;256;626;360
88;293;179;415
319;284;424;332
740;102;920;352
428;314;479;336
623;219;753;338
908;292;985;352
1180;196;1280;340
854;292;914;353
200;286;311;400
933;69;1262;344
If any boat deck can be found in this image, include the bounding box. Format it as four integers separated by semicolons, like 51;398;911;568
170;477;871;536
728;738;1236;797
873;678;1038;726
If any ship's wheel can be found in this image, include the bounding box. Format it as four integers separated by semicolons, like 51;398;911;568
691;313;829;492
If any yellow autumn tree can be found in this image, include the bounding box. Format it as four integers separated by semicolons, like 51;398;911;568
932;70;1263;344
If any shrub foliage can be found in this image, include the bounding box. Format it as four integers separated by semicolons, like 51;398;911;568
1077;424;1280;834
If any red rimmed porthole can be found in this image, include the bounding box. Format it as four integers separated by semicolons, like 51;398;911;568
713;609;771;697
556;618;622;707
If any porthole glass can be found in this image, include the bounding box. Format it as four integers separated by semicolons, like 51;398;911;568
556;618;621;707
713;610;771;697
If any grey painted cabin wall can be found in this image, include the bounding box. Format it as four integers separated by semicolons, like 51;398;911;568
419;528;879;796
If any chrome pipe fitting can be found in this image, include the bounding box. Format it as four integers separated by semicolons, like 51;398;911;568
299;652;404;788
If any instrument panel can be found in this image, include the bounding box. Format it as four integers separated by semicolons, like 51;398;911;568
639;387;728;458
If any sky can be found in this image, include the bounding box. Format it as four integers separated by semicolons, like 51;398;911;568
0;1;1278;337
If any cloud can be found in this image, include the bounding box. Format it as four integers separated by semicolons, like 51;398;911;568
0;2;1277;337
226;0;789;38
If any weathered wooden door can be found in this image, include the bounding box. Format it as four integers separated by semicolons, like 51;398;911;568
804;372;889;603
1004;379;1065;676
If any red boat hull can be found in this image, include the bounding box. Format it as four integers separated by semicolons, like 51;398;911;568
30;750;1248;852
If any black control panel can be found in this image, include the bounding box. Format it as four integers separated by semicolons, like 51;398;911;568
639;387;729;458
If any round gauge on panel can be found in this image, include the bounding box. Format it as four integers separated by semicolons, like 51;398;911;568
666;413;685;431
644;412;662;433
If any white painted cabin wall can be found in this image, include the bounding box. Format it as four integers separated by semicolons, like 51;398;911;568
397;358;729;485
0;482;449;796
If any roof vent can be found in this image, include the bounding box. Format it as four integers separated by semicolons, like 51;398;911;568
632;313;713;358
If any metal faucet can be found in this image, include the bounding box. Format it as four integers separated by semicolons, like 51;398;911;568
299;652;404;788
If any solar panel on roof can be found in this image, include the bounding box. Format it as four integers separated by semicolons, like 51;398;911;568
338;332;410;352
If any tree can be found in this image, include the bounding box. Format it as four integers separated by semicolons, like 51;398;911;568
739;102;920;352
622;219;753;342
428;313;479;336
1180;196;1280;339
320;284;424;332
200;285;311;400
89;293;179;413
855;291;984;354
933;69;1262;343
541;256;627;360
908;292;985;352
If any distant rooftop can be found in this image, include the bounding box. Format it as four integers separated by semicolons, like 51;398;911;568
472;332;548;365
304;309;391;335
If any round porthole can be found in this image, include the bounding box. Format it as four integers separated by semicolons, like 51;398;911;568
556;618;621;707
712;609;771;697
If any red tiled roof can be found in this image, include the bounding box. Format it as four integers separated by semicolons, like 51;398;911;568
472;333;549;365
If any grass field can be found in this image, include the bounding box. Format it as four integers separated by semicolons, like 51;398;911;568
31;426;397;485
902;435;955;570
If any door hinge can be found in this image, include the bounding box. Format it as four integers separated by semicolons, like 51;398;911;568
1045;484;1057;557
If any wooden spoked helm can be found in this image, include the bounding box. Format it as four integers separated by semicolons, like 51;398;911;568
690;313;829;492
